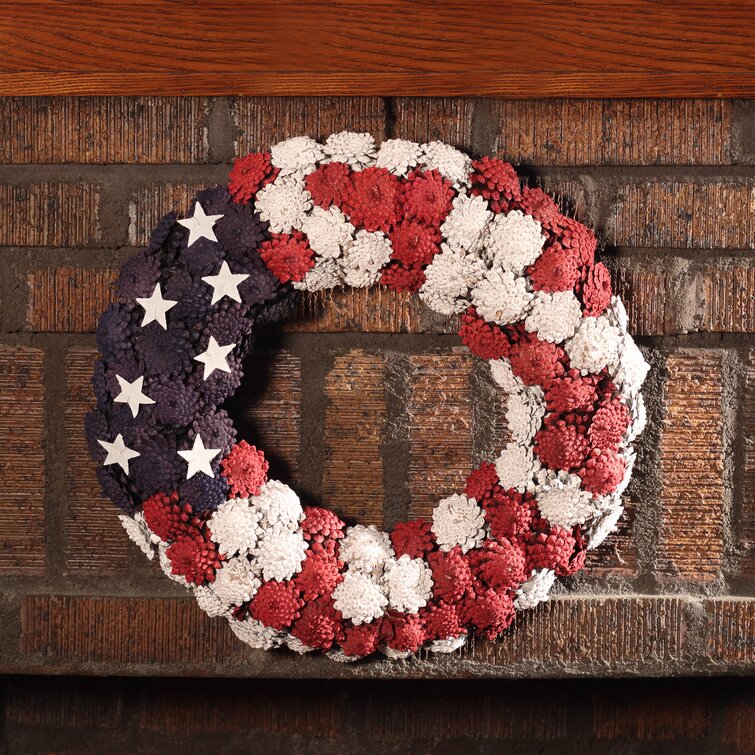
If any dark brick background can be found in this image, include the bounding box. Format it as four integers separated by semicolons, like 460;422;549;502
0;95;753;704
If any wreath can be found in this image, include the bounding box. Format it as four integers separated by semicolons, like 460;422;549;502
88;132;649;660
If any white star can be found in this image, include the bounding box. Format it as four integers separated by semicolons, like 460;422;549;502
98;433;140;474
177;434;221;479
194;336;235;380
201;261;249;305
177;202;223;247
113;374;155;418
136;283;177;329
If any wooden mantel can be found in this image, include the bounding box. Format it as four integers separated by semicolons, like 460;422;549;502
1;0;755;97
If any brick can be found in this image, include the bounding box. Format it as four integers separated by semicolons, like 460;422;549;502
322;351;386;526
136;680;340;736
582;497;639;579
464;597;687;668
364;683;568;740
533;176;589;219
490;99;731;166
6;677;121;728
20;596;248;664
24;272;460;336
702;263;755;333
27;266;117;332
0;344;45;575
128;181;207;245
706;599;755;666
0;97;208;163
610;265;669;336
469;361;516;465
407;353;474;518
393;99;731;165
592;684;710;740
0;182;100;246
743;351;755;579
289;287;429;333
658;351;724;581
722;698;755;755
64;347;129;574
608;182;755;249
32;259;738;340
392;98;478;153
226;350;301;484
611;259;755;336
234;97;386;154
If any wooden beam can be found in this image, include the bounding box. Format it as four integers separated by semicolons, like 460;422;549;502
2;1;755;97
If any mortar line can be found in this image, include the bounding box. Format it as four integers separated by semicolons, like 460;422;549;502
5;163;755;181
381;351;411;529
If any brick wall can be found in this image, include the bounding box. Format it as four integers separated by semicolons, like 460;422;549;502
0;97;753;678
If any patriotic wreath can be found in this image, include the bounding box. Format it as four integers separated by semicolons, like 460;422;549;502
89;132;649;661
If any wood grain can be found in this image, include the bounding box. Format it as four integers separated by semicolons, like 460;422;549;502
4;72;755;97
2;2;755;96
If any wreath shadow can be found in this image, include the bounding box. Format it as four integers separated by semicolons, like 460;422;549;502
221;324;301;493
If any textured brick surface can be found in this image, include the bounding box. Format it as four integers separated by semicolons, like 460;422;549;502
322;351;386;526
63;347;129;574
611;266;674;336
0;97;208;163
490;99;732;166
0;95;753;683
743;351;755;580
702;263;755;332
582;498;639;579
20;596;247;665
658;351;725;581
706;599;755;666
612;260;755;336
0;182;100;246
128;181;207;245
227;351;302;485
27;261;750;338
393;99;731;164
290;287;430;334
16;594;693;675
407;353;474;518
464;597;687;668
608;182;755;249
534;176;589;218
27;266;117;332
392;98;478;153
234;97;386;154
0;344;46;575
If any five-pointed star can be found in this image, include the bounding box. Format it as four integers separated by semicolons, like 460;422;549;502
98;433;140;474
177;434;221;479
194;335;235;380
113;374;155;418
177;202;223;247
201;261;249;305
136;283;177;329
